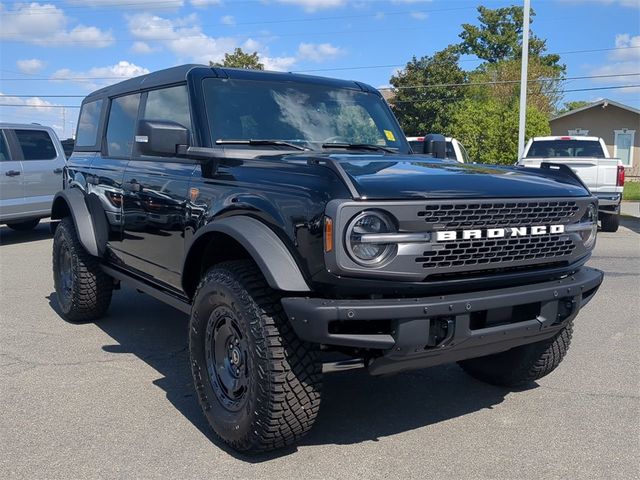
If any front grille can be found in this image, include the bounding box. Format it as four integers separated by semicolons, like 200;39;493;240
416;235;575;269
417;200;579;228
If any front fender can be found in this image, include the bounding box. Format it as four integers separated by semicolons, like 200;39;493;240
51;189;102;257
187;216;311;292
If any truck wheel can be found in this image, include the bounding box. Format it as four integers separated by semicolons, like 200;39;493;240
600;214;620;233
52;217;113;322
458;322;573;387
6;218;40;231
189;260;322;453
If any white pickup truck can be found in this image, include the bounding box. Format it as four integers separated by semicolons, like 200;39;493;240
519;136;624;232
407;136;470;163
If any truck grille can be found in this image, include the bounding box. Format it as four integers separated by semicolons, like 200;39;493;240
416;235;575;269
417;200;579;228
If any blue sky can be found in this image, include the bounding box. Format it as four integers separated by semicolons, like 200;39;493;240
1;0;638;138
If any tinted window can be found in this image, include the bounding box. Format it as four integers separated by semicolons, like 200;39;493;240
408;140;423;152
144;85;191;130
106;94;140;157
0;131;10;162
15;129;56;160
527;140;606;158
76;99;103;147
445;141;456;159
203;78;409;152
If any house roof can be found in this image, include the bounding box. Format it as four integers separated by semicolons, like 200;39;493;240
551;98;640;121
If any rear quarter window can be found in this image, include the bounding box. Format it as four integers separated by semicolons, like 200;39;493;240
14;129;57;160
76;99;104;148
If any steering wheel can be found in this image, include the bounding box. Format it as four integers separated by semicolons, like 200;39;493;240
323;136;349;144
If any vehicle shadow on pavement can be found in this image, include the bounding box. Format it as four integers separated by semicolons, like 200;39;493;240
0;223;52;246
48;286;518;463
619;215;640;234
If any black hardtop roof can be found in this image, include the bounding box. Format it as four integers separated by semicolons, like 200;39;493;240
83;64;379;103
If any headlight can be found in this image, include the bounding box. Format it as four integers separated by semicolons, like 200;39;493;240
580;203;598;248
346;211;397;266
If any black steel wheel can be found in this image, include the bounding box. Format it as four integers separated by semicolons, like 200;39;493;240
189;260;322;453
52;217;113;322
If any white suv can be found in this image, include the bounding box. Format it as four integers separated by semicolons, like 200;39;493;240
0;124;66;230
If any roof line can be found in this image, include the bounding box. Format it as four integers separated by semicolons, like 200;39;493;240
552;98;640;120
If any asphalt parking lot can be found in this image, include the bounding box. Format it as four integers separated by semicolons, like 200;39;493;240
1;217;638;480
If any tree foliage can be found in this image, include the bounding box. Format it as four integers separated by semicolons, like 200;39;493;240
389;46;466;136
556;100;590;115
459;6;563;72
210;48;264;70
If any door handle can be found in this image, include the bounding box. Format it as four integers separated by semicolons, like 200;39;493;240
5;170;20;177
123;180;142;192
53;168;63;174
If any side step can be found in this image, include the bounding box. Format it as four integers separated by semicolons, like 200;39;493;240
101;265;192;314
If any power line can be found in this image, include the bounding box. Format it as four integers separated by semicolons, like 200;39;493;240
3;72;639;98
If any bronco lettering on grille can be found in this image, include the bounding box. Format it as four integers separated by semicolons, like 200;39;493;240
436;225;565;242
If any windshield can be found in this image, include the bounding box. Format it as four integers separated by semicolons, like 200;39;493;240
203;78;409;153
527;140;606;158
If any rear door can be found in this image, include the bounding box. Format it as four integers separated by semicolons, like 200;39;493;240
0;129;24;220
12;128;65;217
119;84;196;289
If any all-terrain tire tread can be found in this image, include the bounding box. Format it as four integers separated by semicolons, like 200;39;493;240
52;217;112;322
600;214;619;233
191;260;322;452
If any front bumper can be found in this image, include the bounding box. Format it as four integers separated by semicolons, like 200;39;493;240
281;267;603;375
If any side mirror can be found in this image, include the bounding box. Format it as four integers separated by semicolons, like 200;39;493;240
422;133;446;159
136;120;190;157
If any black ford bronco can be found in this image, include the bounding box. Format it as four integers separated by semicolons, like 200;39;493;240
51;65;603;453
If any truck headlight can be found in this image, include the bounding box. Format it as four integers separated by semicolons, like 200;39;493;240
346;211;397;266
581;203;598;248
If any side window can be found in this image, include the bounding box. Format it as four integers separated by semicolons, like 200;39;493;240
0;131;10;162
14;129;57;160
76;99;103;147
143;85;191;130
106;93;141;157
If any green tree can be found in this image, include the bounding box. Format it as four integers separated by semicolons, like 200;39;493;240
459;6;564;72
556;100;590;115
449;97;550;165
389;45;467;136
210;48;264;70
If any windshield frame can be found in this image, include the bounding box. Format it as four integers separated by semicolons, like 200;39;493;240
201;77;410;154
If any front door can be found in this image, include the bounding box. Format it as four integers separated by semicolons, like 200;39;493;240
119;85;195;289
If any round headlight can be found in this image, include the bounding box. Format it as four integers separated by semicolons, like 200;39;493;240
346;211;396;266
581;203;598;248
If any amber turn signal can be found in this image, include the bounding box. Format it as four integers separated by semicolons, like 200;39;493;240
324;216;333;252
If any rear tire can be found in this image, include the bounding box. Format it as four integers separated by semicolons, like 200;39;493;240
52;217;113;322
189;260;322;453
6;218;40;231
600;213;619;232
458;322;573;387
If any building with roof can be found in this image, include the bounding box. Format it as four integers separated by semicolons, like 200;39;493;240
550;99;640;179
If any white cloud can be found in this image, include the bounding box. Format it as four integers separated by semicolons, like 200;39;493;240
220;15;236;26
130;41;157;54
16;59;46;74
0;92;54;113
274;0;346;12
588;33;640;94
51;61;150;90
191;0;221;6
557;0;638;7
0;2;113;47
410;11;428;20
262;56;297;71
66;0;184;6
612;33;640;60
297;42;344;62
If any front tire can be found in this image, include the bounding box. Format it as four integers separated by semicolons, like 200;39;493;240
458;322;573;387
600;213;620;232
189;260;322;453
52;217;113;322
6;218;40;231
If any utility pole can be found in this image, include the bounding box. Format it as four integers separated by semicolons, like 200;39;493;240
517;0;531;160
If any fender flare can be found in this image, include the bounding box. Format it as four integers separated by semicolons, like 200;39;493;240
187;216;311;292
51;189;101;257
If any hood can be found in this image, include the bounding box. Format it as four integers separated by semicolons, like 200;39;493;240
313;153;589;200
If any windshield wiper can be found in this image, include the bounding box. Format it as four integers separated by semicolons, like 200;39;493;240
216;139;309;151
321;142;396;153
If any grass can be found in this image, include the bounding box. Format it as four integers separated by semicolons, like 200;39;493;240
623;182;640;201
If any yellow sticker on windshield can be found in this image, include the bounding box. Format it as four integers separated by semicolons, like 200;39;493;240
384;130;396;141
